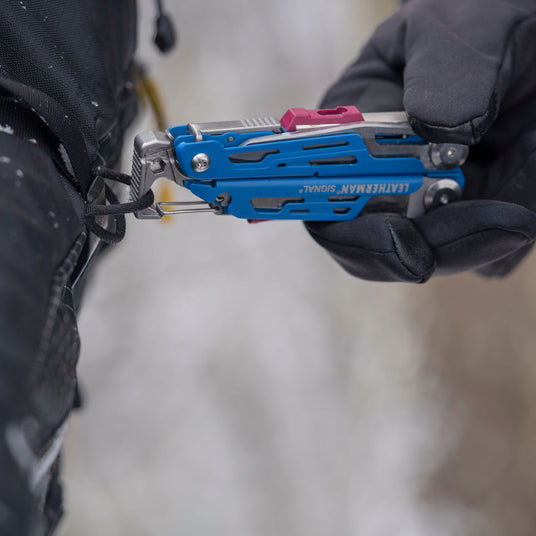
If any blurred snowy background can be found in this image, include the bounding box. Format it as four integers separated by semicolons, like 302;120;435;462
59;1;536;535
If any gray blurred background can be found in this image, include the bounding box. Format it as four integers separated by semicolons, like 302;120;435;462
59;1;536;535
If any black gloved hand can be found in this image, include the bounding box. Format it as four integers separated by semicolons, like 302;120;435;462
306;0;536;282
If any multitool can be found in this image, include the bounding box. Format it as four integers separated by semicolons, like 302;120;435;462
130;106;468;221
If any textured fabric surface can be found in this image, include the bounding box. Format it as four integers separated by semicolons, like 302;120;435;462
0;0;138;173
0;1;138;534
307;0;536;281
0;135;84;536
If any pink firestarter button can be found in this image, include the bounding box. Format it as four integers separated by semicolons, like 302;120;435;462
280;106;364;131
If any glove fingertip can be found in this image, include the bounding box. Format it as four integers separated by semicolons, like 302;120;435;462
406;94;498;146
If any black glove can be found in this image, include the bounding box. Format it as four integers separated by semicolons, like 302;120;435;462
306;0;536;282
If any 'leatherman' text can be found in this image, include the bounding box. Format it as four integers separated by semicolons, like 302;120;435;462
338;183;410;195
301;183;411;195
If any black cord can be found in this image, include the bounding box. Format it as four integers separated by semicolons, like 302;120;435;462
84;167;155;245
96;166;131;185
153;0;176;53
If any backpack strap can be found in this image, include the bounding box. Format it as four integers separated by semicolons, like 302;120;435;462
0;77;91;195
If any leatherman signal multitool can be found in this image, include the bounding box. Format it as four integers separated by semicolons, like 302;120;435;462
130;106;468;221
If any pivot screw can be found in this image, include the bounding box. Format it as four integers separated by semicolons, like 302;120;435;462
191;153;211;172
423;179;462;212
430;144;469;169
